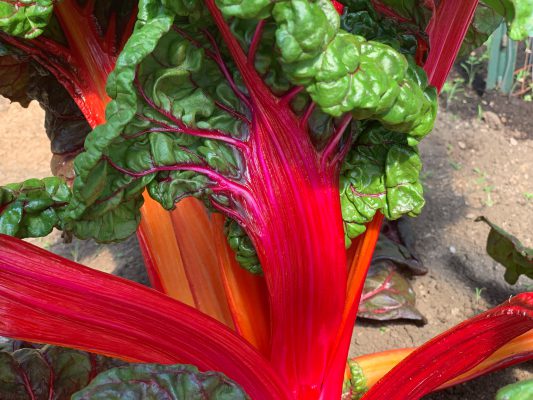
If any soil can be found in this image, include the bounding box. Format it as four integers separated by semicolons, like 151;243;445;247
0;82;532;398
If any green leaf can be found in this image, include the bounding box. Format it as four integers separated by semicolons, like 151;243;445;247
148;171;211;209
340;0;421;57
273;0;339;63
0;177;71;238
483;0;533;40
222;0;437;141
231;18;294;95
70;195;145;242
216;0;273;19
0;342;123;400
0;0;54;39
340;123;425;245
72;363;249;400
64;0;176;241
475;216;533;284
271;0;437;140
226;219;262;275
342;358;368;400
65;1;248;242
497;380;533;400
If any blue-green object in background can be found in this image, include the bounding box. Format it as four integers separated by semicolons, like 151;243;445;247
487;22;518;94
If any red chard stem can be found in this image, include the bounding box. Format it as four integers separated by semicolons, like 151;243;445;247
247;19;265;65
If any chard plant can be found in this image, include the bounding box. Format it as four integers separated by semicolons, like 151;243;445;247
0;0;532;399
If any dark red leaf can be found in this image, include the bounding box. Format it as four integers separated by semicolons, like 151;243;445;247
358;261;425;322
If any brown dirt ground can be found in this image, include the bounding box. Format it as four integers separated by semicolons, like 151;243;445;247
0;86;532;398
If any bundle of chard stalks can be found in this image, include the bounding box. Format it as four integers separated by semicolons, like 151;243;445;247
0;0;532;399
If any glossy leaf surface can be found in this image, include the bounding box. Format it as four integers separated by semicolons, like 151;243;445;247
0;0;54;39
0;177;70;238
341;123;425;245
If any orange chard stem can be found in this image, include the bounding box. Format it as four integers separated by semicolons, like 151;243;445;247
322;212;385;398
53;0;115;126
138;196;235;329
345;329;533;392
211;213;271;356
138;194;195;305
168;198;234;328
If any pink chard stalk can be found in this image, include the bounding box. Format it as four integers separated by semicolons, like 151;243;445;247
0;0;532;399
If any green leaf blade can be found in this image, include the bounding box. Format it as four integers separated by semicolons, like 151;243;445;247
0;0;54;39
476;216;533;284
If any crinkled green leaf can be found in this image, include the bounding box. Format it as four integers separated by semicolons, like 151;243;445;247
161;0;209;21
71;196;145;242
340;123;424;246
226;219;262;275
148;171;211;209
64;0;176;242
58;0;434;247
0;0;54;39
233;18;293;94
342;359;368;400
483;0;533;40
66;0;248;242
273;0;339;63
0;177;71;238
221;0;437;141
72;363;249;400
497;379;533;400
476;216;533;284
358;260;424;322
274;0;436;141
0;342;123;400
